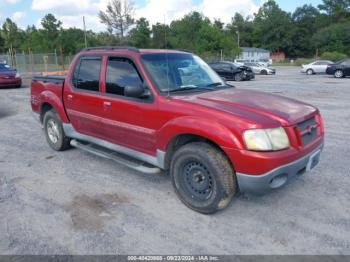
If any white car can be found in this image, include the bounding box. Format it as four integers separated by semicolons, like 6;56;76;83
301;60;333;75
244;62;276;75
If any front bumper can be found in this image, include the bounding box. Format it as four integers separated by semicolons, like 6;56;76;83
244;72;255;80
0;78;22;87
236;143;323;194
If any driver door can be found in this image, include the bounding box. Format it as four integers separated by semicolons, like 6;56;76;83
99;56;159;155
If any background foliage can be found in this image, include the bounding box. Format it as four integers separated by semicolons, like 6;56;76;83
0;0;349;59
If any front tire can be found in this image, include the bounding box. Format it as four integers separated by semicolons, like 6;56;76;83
306;69;314;75
170;142;236;214
334;70;344;78
261;70;268;75
234;73;243;81
43;110;71;151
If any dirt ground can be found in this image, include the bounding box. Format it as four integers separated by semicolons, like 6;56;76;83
0;67;349;255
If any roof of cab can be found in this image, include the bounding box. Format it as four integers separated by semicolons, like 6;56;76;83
81;46;191;55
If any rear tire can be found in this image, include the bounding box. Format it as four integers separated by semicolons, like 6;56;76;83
43;110;71;151
234;73;243;81
170;142;236;214
306;69;314;75
334;70;344;78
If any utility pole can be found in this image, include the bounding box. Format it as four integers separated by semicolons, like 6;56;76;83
237;30;240;48
83;16;88;48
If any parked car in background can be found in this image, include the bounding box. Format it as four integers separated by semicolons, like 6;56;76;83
244;62;276;75
301;60;333;75
326;59;350;78
258;58;273;67
209;61;255;81
0;63;22;88
235;59;272;67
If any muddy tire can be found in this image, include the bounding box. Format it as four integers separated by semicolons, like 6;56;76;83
43;110;71;151
170;142;236;214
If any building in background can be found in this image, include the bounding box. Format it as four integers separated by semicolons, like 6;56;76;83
237;47;271;62
271;51;286;62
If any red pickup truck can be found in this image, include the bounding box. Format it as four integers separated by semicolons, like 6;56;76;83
31;47;324;214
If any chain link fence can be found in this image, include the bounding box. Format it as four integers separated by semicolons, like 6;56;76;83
0;52;73;77
0;50;237;79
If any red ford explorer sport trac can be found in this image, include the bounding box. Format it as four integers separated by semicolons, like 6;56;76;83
30;47;324;214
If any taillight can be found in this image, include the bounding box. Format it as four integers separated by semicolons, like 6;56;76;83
315;114;324;135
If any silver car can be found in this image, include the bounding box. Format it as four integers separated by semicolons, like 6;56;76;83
244;62;276;75
301;60;333;75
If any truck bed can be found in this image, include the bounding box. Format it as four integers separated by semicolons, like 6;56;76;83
30;75;66;116
32;76;65;84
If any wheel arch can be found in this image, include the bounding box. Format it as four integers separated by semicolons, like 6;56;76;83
40;102;53;123
163;133;236;171
39;90;69;123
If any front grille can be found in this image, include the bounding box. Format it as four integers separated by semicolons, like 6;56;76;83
297;117;318;145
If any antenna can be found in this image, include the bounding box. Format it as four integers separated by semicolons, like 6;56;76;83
164;13;170;98
83;16;88;48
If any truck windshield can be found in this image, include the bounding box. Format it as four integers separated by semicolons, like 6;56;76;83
141;53;225;93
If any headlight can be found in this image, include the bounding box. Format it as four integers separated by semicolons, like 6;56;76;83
243;127;290;151
15;73;20;78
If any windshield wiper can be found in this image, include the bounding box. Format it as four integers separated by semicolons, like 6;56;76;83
169;85;214;93
205;82;225;88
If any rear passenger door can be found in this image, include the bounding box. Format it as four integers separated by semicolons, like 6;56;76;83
64;56;106;138
99;56;158;155
314;61;327;73
217;63;233;79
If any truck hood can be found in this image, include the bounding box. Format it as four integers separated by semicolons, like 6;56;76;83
174;88;317;126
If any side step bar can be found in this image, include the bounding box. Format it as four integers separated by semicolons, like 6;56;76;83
70;140;161;174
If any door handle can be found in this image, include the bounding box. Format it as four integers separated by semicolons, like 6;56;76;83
67;94;73;101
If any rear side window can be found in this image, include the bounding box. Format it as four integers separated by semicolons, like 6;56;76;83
223;64;232;71
105;57;143;96
73;57;101;92
342;60;350;66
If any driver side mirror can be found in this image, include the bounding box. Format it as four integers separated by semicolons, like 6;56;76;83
124;83;151;99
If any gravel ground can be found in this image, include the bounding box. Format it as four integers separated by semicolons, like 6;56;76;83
0;67;349;255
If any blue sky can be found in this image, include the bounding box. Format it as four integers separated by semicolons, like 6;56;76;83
0;0;324;31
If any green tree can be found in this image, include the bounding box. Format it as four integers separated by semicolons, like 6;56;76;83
1;18;23;50
291;4;320;57
318;0;350;22
253;0;293;55
151;23;171;49
41;14;62;52
227;13;254;48
57;28;86;54
20;26;43;52
169;12;239;58
129;18;151;48
312;22;350;55
169;12;205;51
0;33;5;53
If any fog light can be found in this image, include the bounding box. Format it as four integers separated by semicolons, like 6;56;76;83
269;174;288;189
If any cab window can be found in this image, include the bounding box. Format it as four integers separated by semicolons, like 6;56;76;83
72;57;101;92
105;57;143;96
